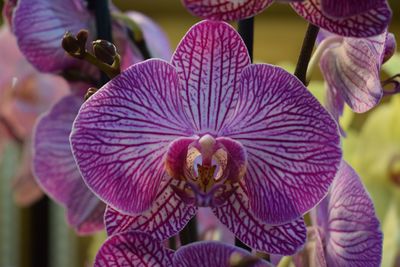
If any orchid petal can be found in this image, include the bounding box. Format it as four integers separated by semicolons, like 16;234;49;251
172;20;250;134
317;161;382;266
224;64;341;225
321;0;382;18
320;33;387;113
71;59;192;214
94;231;173;267
174;241;272;267
181;0;272;21
33;95;104;234
126;11;172;61
13;0;93;72
105;178;197;240
293;227;327;267
213;182;306;255
291;0;391;37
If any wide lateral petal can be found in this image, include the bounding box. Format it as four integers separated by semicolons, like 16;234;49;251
317;161;382;266
13;0;93;72
94;231;173;267
213;182;306;255
172;20;250;134
291;0;391;37
181;0;272;21
105;178;197;240
174;241;272;267
320;33;387;113
71;59;192;214
33;94;104;234
224;64;341;224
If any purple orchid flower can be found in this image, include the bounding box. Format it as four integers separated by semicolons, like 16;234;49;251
12;0;94;72
33;91;106;234
71;20;341;253
181;0;392;37
294;161;382;266
319;30;396;122
94;231;272;267
12;0;167;73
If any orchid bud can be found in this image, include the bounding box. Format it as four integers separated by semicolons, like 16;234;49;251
76;29;89;52
92;39;117;65
84;87;98;101
62;32;80;55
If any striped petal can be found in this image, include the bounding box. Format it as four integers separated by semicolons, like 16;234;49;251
316;161;383;266
174;241;272;267
320;33;388;113
71;59;192;214
213;182;307;255
94;231;173;267
224;64;341;225
321;0;384;18
105;178;197;240
181;0;272;21
13;0;93;72
291;0;391;37
293;227;327;267
171;20;250;134
33;94;105;234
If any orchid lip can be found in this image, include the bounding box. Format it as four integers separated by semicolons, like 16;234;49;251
166;135;247;208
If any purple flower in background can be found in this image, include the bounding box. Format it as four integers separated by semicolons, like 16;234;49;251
182;0;392;37
33;92;107;234
71;20;341;253
12;0;169;73
319;31;396;122
0;25;69;206
94;231;272;267
294;161;383;266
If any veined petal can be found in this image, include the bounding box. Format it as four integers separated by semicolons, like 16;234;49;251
66;182;106;235
317;161;382;266
33;94;105;234
293;227;327;267
172;20;251;134
213;182;306;255
94;231;173;267
291;0;391;37
13;0;94;72
105;178;197;240
321;0;383;18
181;0;272;21
71;59;192;214
224;64;341;224
174;241;272;267
320;33;387;113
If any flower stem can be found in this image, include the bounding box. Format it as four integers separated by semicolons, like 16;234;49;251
0;116;23;145
88;0;113;85
179;217;198;245
294;23;320;85
238;17;254;62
